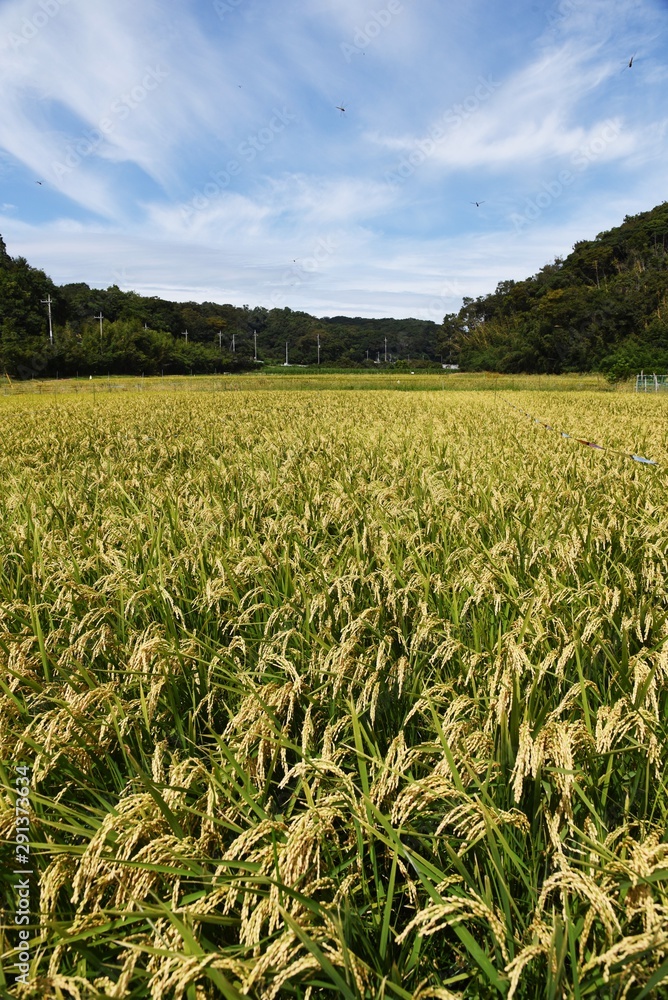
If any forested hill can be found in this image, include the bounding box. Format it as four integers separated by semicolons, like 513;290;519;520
0;238;442;378
1;202;667;378
448;202;668;378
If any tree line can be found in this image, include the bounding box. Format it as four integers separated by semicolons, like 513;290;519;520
445;201;668;380
0;240;443;378
2;201;667;379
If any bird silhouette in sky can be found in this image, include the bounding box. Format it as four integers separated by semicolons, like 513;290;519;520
471;201;484;207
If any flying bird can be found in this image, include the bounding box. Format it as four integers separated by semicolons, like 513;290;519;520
471;200;484;207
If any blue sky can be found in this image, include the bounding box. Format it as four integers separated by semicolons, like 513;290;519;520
0;0;666;319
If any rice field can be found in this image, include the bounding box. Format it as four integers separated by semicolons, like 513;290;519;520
1;383;667;999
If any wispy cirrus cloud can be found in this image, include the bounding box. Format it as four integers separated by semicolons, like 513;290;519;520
0;0;665;318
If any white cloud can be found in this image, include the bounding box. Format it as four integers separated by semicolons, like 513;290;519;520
0;0;665;318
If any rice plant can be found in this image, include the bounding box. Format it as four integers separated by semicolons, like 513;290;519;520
0;386;667;998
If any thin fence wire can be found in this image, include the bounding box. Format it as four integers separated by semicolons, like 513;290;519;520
501;396;660;467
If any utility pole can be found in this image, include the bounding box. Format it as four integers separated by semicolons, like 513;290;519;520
42;295;54;345
232;332;236;353
285;341;289;365
182;329;188;343
317;332;320;366
384;337;387;363
94;311;103;345
218;330;222;353
253;328;257;361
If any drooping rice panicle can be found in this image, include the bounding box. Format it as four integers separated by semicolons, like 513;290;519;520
0;380;667;998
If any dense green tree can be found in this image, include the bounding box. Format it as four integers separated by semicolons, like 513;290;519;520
2;202;667;378
453;202;668;375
